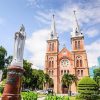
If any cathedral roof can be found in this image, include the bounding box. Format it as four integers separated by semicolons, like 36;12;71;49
58;47;72;60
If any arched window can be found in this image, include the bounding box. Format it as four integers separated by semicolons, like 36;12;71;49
52;61;54;67
52;70;53;75
80;60;82;67
64;70;66;74
76;56;82;67
75;41;77;49
78;41;80;49
49;43;54;51
77;70;80;76
49;43;52;51
67;70;69;73
52;43;54;51
61;70;63;75
81;70;83;76
49;61;51;67
49;70;51;75
49;57;54;68
76;60;79;67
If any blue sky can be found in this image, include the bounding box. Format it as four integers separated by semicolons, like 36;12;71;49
0;0;100;69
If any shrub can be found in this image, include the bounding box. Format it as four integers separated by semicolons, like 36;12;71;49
0;79;6;93
21;91;38;100
0;86;4;93
45;95;69;100
77;77;98;100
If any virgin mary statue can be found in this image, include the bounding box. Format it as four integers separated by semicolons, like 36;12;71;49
11;24;26;67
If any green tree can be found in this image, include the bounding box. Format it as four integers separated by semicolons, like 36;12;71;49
5;56;13;66
44;73;50;84
2;56;13;80
62;73;77;96
49;78;54;88
31;69;45;90
0;46;7;69
44;73;54;89
37;70;45;89
77;77;98;100
22;60;32;89
94;68;100;93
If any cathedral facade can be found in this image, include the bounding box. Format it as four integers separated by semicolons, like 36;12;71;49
44;13;89;94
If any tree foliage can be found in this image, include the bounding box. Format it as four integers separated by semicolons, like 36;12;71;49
23;60;49;90
0;46;7;69
62;73;77;95
93;68;100;92
44;73;54;88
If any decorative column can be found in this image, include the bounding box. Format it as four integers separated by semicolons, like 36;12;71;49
2;24;26;100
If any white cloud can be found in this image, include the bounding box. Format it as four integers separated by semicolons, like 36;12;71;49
26;29;49;69
33;1;100;35
86;40;100;67
0;18;5;25
25;0;100;69
27;0;37;5
85;28;99;37
31;64;39;69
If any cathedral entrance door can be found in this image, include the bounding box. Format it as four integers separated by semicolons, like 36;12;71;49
62;85;68;94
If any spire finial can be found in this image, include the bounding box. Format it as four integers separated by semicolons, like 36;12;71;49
73;10;78;26
63;44;66;48
72;10;82;37
53;14;55;18
50;14;57;39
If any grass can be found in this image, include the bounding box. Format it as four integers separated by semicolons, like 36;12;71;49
0;93;2;97
69;96;76;100
38;93;46;98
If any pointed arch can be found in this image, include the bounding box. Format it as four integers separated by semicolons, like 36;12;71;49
49;57;54;68
49;61;51;67
76;60;79;67
52;61;54;68
76;56;82;67
52;43;54;51
80;60;82;67
78;41;80;49
75;41;77;49
49;43;52;51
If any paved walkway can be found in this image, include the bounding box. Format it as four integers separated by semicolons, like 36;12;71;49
37;97;45;100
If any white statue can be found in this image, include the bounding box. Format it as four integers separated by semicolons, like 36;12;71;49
0;70;3;81
11;24;26;67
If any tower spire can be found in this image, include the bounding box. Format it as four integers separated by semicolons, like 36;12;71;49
50;14;57;39
71;11;83;37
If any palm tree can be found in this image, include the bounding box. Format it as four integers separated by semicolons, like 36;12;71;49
44;73;50;89
62;73;78;96
44;74;54;89
49;78;54;88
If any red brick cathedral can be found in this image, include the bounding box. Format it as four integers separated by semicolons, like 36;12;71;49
44;12;89;94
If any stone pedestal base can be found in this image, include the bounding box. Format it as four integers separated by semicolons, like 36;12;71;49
2;66;24;100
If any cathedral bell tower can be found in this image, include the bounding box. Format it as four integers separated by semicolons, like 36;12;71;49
45;15;59;93
71;11;89;79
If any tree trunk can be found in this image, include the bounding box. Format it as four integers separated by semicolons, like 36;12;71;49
68;85;71;96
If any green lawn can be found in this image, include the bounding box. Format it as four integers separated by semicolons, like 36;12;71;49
0;93;2;97
70;96;76;100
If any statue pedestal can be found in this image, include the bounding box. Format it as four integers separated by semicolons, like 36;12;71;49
2;66;24;100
